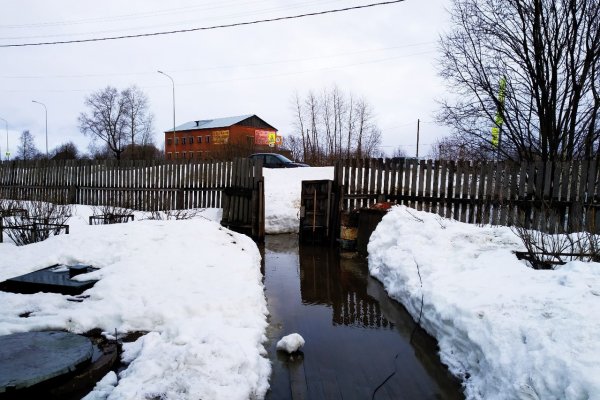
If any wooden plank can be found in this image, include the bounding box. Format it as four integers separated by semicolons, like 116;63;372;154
574;159;590;230
348;159;362;211
507;162;519;227
499;162;512;226
452;161;462;221
408;160;419;208
543;161;553;200
240;158;250;225
459;160;470;222
447;160;457;219
585;160;598;232
394;158;403;204
375;158;383;204
215;161;221;208
438;160;447;218
468;161;478;224
483;162;494;225
362;158;370;209
414;160;423;211
242;158;250;225
546;162;561;233
530;162;544;230
382;158;390;201
474;161;485;224
496;162;506;226
221;163;230;225
431;160;439;215
341;159;349;212
228;160;238;224
422;160;432;212
211;160;218;208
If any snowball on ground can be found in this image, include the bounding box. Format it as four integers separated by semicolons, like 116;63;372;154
0;205;270;400
368;205;600;400
263;167;334;234
276;333;305;353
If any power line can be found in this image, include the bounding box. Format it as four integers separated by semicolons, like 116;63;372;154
0;41;434;79
0;0;276;29
0;0;407;48
2;49;434;94
0;0;344;41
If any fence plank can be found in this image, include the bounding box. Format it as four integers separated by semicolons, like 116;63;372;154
438;160;447;218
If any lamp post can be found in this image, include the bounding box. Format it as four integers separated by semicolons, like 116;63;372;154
157;70;176;161
0;116;7;161
32;100;48;158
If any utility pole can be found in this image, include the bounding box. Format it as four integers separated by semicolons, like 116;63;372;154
416;119;420;158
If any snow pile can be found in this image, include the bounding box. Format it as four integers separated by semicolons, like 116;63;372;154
0;205;270;400
368;206;600;400
263;167;333;234
276;333;305;353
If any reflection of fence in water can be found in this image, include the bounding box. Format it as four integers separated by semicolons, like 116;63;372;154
299;247;393;330
332;292;392;329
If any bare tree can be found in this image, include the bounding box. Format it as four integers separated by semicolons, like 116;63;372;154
122;86;154;156
16;130;40;160
438;0;600;162
79;85;154;160
79;86;127;160
427;136;494;160
291;86;382;165
293;91;308;161
391;146;408;158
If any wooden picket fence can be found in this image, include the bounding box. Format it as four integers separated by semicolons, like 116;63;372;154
220;158;265;240
0;158;264;239
0;159;234;210
334;158;600;233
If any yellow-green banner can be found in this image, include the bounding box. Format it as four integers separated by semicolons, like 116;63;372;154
492;77;507;148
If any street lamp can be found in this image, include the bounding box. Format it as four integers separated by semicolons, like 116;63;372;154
157;70;176;161
32;100;48;158
0;116;8;161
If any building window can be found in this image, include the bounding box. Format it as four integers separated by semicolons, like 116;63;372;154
167;138;172;145
175;152;180;159
182;151;187;159
197;151;202;159
189;136;194;144
175;137;179;145
206;135;211;144
167;152;172;160
182;137;186;145
197;136;202;144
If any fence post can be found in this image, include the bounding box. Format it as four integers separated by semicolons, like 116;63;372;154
67;186;76;205
176;189;184;210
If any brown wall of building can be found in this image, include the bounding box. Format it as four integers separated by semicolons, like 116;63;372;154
165;125;278;160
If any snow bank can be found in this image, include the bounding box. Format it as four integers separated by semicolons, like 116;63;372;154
263;167;333;234
368;206;600;400
0;205;270;400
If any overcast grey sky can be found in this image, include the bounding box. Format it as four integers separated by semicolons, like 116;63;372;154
0;0;452;159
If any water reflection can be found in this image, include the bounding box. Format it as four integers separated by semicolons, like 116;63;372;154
300;245;393;330
262;234;463;400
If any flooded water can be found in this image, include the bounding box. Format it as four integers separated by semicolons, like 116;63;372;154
261;234;463;400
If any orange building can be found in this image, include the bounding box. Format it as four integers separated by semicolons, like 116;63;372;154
164;114;280;160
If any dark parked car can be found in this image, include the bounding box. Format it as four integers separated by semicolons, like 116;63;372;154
249;153;309;168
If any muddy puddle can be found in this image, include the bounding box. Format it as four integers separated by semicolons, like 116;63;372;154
261;234;463;400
